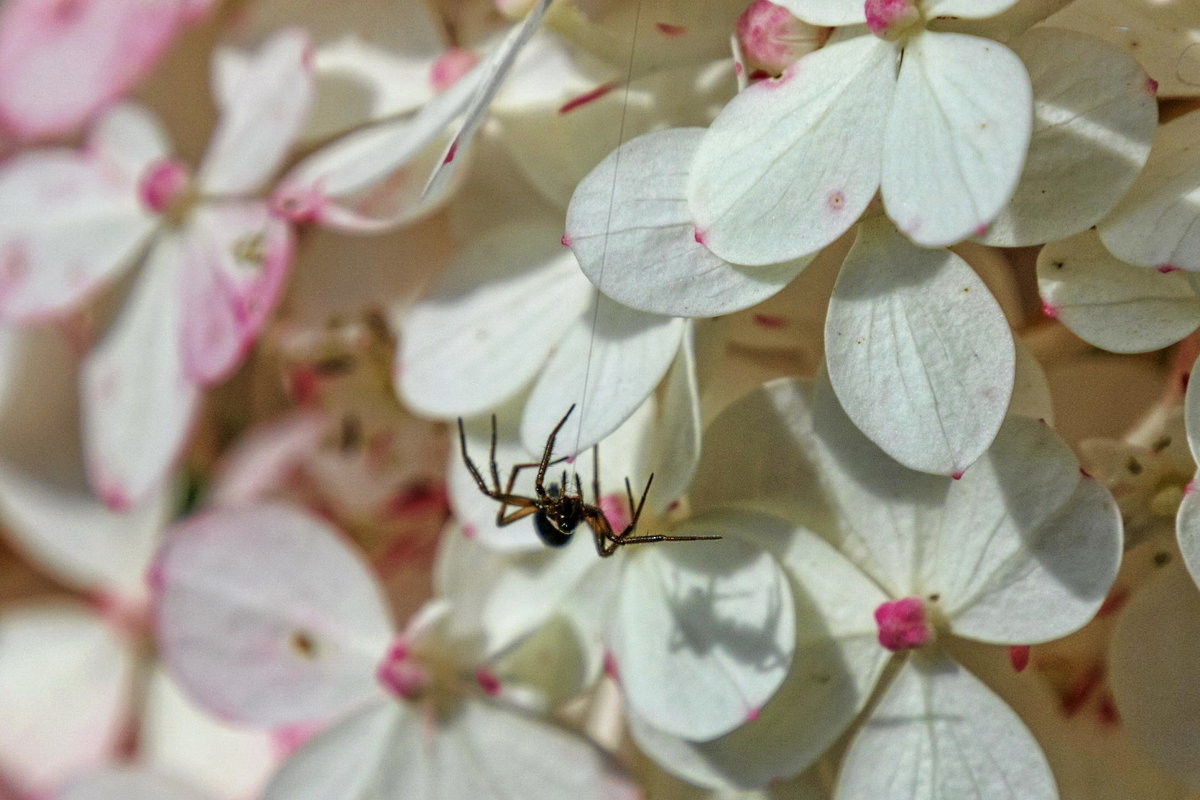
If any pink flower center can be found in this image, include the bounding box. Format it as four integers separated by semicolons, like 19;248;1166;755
376;640;430;700
138;158;192;216
874;597;931;651
429;48;479;92
864;0;921;40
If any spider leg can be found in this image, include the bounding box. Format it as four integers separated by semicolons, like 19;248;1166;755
584;508;620;557
624;473;654;532
592;445;601;506
457;418;494;497
497;502;539;527
488;414;502;492
535;404;576;495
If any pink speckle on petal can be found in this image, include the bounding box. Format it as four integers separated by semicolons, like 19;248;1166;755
973;223;988;237
1097;586;1129;618
558;81;618;114
1185;479;1195;495
377;639;429;700
754;313;788;329
443;140;458;165
1157;264;1179;273
462;523;477;539
734;61;744;76
428;47;478;92
560;233;572;247
827;190;846;211
272;722;321;758
950;471;963;480
693;228;708;245
1079;466;1093;478
1009;645;1031;672
475;666;502;696
1041;300;1060;319
137;158;190;214
270;180;327;224
745;707;761;723
1146;75;1159;95
656;22;686;36
874;597;931;651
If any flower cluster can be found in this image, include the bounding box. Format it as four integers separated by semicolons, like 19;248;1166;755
0;1;1198;800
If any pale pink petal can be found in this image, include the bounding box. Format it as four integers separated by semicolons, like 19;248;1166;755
177;203;293;384
58;767;212;800
0;605;134;797
0;0;187;140
199;29;315;195
0;106;166;321
82;234;200;510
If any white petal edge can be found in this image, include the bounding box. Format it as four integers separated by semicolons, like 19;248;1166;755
825;217;1015;476
58;768;212;800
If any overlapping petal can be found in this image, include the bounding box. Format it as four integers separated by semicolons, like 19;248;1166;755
882;31;1032;247
566;127;812;316
154;504;394;725
1037;230;1200;354
0;106;164;321
688;35;896;265
979;27;1158;247
178;203;294;384
1099;110;1200;272
825;217;1015;475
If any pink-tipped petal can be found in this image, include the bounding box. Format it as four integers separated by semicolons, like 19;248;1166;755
177;203;293;384
0;0;186;140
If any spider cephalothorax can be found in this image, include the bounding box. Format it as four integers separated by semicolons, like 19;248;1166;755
457;406;719;557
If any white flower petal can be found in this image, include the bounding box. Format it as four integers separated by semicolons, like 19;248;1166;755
1099;109;1200;272
836;653;1057;800
566;127;811;317
58;768;211;800
177;203;293;384
519;295;684;455
629;523;888;789
825;217;1015;476
614;520;795;741
396;220;593;418
688;35;896;265
138;667;278;800
1046;0;1200;98
1187;354;1200;465
936;417;1121;643
266;697;637;800
1037;229;1200;353
642;323;702;512
0;462;168;599
0;605;133;797
82;236;200;510
1109;560;1200;788
199;29;314;195
883;31;1032;247
155;503;394;726
1176;480;1200;588
979;27;1158;247
1010;339;1055;424
422;0;554;199
0;107;165;320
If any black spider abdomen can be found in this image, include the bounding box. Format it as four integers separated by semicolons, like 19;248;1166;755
534;511;573;547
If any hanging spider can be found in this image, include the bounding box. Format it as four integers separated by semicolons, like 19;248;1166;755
457;405;720;557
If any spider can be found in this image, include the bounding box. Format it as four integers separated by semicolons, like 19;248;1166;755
457;405;719;557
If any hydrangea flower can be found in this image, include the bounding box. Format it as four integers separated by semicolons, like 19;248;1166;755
0;30;314;508
566;22;1155;476
153;502;639;800
627;373;1122;796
